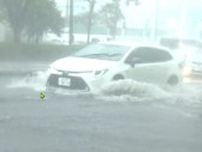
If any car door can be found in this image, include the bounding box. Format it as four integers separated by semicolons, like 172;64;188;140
123;47;173;83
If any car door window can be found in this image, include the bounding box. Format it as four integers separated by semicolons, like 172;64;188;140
126;47;172;63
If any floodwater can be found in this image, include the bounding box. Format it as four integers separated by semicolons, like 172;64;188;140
1;71;202;152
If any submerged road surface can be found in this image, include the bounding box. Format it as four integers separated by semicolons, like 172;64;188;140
0;73;202;152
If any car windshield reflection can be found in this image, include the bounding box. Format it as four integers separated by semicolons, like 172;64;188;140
72;44;130;61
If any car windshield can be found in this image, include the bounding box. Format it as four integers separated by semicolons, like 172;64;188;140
72;44;130;61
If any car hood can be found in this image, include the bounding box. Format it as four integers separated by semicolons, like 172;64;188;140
50;56;117;72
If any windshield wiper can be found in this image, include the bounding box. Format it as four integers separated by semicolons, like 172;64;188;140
76;53;121;58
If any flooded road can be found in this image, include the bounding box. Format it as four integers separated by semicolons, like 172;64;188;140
0;72;202;152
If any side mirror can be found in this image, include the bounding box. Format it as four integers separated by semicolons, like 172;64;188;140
126;57;142;67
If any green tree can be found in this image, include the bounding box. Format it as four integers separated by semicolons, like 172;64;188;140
0;0;27;43
0;0;64;43
24;0;64;43
99;0;124;39
0;12;4;22
0;8;5;22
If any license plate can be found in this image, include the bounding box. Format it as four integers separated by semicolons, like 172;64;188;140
58;77;71;87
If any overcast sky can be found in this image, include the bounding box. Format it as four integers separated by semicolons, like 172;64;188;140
54;0;202;37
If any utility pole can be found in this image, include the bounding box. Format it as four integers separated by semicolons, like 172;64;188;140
69;0;74;45
87;0;95;44
66;0;69;25
153;0;159;41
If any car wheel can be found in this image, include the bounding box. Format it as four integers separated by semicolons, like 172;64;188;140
113;75;124;81
167;75;179;86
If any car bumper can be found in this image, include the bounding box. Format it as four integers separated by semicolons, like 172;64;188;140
46;73;111;93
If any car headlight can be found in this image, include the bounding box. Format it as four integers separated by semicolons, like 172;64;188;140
182;66;192;76
94;69;108;77
48;67;61;74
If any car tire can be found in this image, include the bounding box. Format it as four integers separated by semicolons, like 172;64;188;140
45;77;53;92
167;75;179;86
113;75;124;81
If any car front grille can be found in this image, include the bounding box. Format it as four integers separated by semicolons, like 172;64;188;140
47;74;89;91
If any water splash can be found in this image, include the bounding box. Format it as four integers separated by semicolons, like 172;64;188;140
95;79;171;102
7;71;48;91
7;72;202;105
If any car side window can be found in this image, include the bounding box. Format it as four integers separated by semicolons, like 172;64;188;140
126;47;172;63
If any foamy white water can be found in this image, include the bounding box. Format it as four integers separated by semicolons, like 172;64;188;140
95;79;171;102
7;71;48;91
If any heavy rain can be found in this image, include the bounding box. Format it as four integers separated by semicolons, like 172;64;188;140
0;0;202;152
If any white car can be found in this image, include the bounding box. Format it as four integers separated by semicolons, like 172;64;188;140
46;41;182;92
